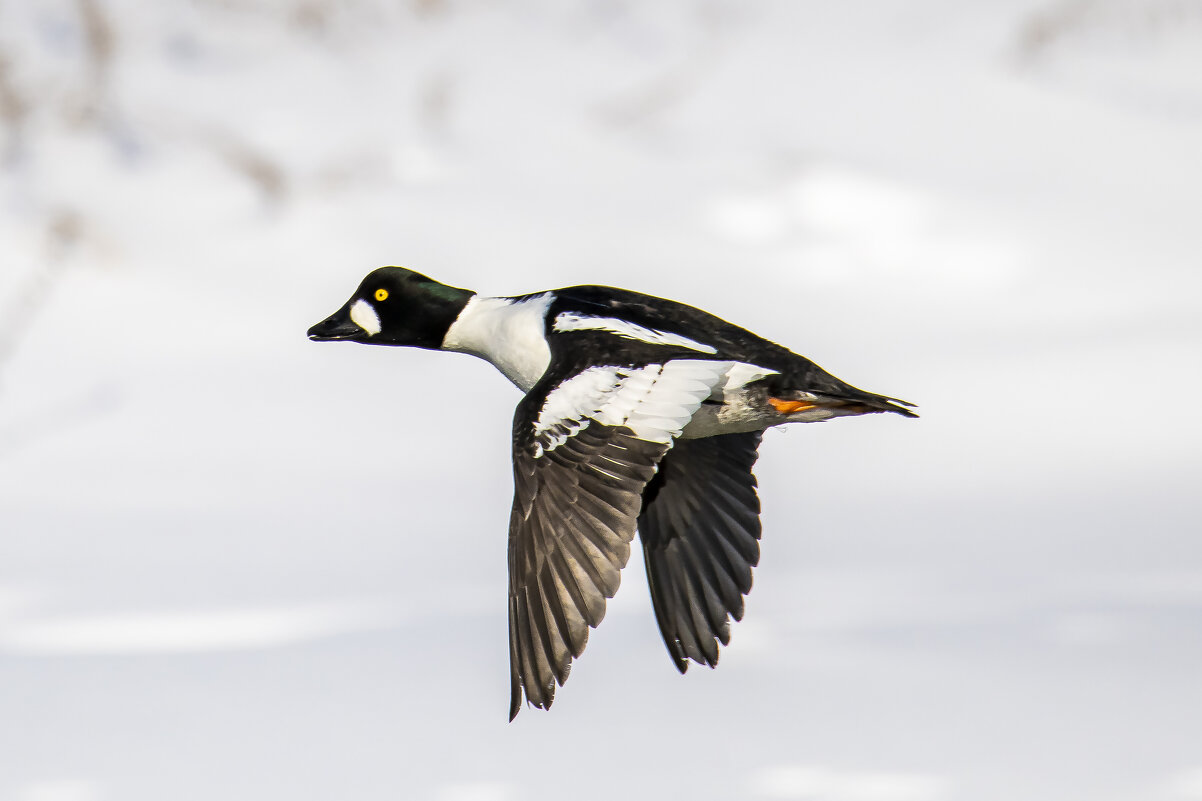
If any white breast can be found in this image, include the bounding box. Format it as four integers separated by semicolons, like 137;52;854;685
441;294;554;392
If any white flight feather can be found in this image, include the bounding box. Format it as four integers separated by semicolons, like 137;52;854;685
532;360;732;456
679;361;786;438
718;362;778;396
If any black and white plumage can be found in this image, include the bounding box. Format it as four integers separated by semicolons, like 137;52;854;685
308;266;917;719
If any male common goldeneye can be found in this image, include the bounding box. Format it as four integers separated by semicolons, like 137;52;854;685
308;266;916;719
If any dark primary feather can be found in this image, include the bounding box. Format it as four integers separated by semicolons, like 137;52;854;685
638;432;763;672
507;398;669;720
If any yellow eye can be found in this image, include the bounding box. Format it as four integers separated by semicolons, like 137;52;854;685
374;288;389;302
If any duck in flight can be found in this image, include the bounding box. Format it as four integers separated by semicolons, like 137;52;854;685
308;266;917;719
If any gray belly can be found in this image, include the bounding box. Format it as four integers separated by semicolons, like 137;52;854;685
680;393;774;438
679;385;838;438
682;384;841;432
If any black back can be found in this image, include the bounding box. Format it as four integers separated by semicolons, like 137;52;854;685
541;285;886;402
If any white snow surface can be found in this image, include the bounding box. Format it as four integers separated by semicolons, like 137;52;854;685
1;1;1200;800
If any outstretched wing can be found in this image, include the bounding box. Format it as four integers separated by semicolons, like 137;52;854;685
638;432;763;672
507;359;732;719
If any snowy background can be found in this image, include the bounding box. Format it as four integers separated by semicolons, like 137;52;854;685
1;1;1201;799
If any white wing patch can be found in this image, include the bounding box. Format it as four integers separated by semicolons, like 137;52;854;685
533;360;731;457
553;312;718;355
349;299;381;336
680;361;782;438
718;362;779;397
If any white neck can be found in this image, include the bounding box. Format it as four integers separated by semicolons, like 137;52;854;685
440;293;554;392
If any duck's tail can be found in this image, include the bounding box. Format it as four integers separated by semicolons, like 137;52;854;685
768;389;918;419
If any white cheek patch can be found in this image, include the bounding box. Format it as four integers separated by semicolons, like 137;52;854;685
349;299;381;336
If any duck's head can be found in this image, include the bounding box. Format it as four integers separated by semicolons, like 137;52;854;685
307;266;474;349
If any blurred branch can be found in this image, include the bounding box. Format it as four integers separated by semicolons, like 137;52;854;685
1015;0;1202;64
412;0;448;20
1016;0;1099;62
66;0;116;129
0;50;30;165
78;0;115;83
595;2;730;129
418;70;455;141
202;130;289;206
289;0;331;34
0;212;122;460
0;211;82;398
0;382;121;459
